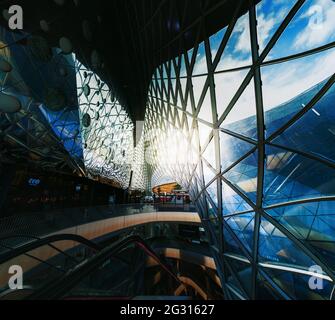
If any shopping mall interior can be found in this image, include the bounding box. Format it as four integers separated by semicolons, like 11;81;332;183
0;0;335;301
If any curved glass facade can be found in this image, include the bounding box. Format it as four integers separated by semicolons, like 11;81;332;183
1;0;335;300
0;25;134;189
76;59;134;188
142;0;335;299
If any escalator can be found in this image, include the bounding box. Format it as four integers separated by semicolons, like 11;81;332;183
0;234;192;300
0;234;101;299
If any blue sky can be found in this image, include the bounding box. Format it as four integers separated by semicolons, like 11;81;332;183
185;0;335;124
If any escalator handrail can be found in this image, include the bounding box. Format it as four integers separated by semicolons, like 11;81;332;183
0;234;101;265
0;242;68;274
0;234;82;267
27;235;184;300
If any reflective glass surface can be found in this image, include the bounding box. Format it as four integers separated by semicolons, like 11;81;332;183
1;0;335;300
142;0;335;299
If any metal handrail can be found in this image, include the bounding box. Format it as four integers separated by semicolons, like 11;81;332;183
0;234;82;265
0;234;101;265
0;204;197;241
27;235;185;300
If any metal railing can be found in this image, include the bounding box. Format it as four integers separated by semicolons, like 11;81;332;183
0;203;197;237
26;235;185;300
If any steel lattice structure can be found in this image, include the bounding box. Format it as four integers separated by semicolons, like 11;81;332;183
141;0;335;300
0;0;335;300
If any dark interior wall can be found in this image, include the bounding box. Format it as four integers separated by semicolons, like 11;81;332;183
0;164;126;217
0;163;16;213
0;0;255;121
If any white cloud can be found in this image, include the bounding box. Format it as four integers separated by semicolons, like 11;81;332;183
188;0;335;126
214;69;251;122
215;47;335;125
262;47;335;110
257;0;293;53
257;14;277;51
234;13;251;54
217;54;251;70
294;0;335;49
193;53;208;75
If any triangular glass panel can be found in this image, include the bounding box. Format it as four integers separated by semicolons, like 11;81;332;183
170;59;176;79
198;88;213;123
259;264;333;300
279;214;316;240
206;180;219;208
225;255;253;297
259;218;333;299
263;145;335;206
223;224;251;262
224;264;247;300
266;200;335;270
221;78;257;140
225;212;255;254
206;194;218;220
214;68;249;120
202;136;216;169
258;217;328;283
209;26;228;63
187;47;194;67
179;53;187;78
266;201;319;218
223;150;258;204
255;272;283;300
264;0;335;61
272;80;335;163
262;46;335;138
40;106;83;160
221;181;253;216
215;11;252;72
192;75;207;110
193;41;207;76
309;215;335;242
161;80;168;102
185;88;194;115
219;131;255;172
179;77;187;107
162;63;168;79
198;121;212;152
256;0;296;54
203;159;216;187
